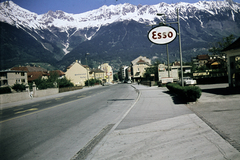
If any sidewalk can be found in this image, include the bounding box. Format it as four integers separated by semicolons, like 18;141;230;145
88;84;240;160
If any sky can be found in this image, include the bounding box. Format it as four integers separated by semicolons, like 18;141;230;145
1;0;240;14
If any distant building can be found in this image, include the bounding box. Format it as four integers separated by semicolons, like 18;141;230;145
10;66;65;82
130;56;151;82
192;54;210;67
65;60;89;86
98;63;113;83
222;37;240;87
89;69;105;81
0;70;28;87
119;65;129;81
158;64;179;82
171;61;192;74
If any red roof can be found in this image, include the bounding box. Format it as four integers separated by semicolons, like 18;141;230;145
11;66;47;72
197;55;210;60
27;71;48;82
50;70;65;76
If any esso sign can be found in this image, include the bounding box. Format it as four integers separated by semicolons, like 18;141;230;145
148;26;177;45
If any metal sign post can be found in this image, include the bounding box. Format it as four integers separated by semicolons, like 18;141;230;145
147;8;184;86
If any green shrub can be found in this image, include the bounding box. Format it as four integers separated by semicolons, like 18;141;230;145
12;83;26;92
85;79;102;86
166;83;201;102
57;77;74;88
0;86;11;94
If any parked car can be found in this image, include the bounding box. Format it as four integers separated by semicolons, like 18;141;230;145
179;77;197;86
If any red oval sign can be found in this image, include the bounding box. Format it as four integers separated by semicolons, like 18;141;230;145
148;26;177;45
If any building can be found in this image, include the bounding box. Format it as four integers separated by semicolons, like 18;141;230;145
98;63;113;83
192;54;210;67
89;69;105;81
65;60;89;86
222;37;240;87
171;61;192;74
11;66;65;82
130;56;151;82
0;70;28;87
158;64;179;81
119;65;129;81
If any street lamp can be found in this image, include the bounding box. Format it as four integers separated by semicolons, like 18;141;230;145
85;53;90;87
156;9;184;86
156;13;170;78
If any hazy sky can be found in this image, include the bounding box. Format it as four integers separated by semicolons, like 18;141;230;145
1;0;239;14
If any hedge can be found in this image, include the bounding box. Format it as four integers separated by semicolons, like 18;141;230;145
166;83;202;102
0;86;11;94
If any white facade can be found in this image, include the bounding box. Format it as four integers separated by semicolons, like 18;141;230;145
0;70;28;87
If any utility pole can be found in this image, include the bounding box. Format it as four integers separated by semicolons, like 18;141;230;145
85;53;90;87
177;8;184;86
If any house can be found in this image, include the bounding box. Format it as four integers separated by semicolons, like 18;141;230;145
98;63;113;83
11;66;65;82
89;69;105;81
65;60;89;86
222;37;240;87
158;64;179;82
130;56;151;82
119;65;129;81
171;61;192;74
0;70;28;87
192;54;210;67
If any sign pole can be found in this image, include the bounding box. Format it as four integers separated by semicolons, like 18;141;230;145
167;44;170;77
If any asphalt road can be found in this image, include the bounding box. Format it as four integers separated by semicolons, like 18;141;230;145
0;84;138;160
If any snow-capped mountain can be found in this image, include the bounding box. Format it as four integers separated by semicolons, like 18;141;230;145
0;0;240;70
1;0;239;30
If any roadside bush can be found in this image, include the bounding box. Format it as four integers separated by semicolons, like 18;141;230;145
166;83;201;102
85;79;101;86
0;86;11;94
57;77;74;88
12;83;26;92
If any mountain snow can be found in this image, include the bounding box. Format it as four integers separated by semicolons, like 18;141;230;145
1;0;239;30
0;0;240;55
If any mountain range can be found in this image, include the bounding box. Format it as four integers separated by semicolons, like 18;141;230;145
0;0;240;71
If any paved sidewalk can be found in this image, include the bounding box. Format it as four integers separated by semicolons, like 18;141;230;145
88;84;240;160
188;83;240;152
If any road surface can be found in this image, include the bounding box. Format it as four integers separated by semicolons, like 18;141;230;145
0;84;138;160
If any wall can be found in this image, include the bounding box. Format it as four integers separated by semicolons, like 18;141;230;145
65;62;88;86
0;88;59;104
0;92;29;104
33;88;59;97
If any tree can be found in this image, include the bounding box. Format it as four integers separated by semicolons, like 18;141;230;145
209;34;235;55
113;73;118;81
12;83;26;92
144;60;160;81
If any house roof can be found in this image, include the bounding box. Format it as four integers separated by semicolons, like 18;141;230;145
11;66;47;72
90;69;104;73
222;37;240;52
67;61;89;70
197;54;210;60
136;59;150;65
50;70;65;76
0;70;27;73
27;71;48;82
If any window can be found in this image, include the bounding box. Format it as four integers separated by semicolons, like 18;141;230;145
22;79;25;83
0;72;7;78
21;72;25;76
3;80;8;85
